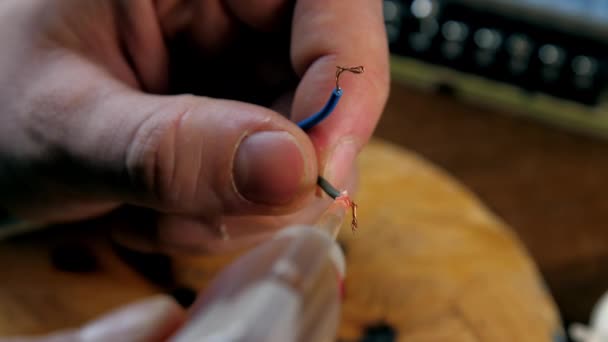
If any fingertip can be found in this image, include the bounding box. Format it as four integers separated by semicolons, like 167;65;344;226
289;0;390;146
290;58;385;184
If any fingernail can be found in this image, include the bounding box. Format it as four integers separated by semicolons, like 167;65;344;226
323;139;358;188
234;131;307;205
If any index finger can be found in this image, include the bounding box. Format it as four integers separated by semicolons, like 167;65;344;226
290;0;390;189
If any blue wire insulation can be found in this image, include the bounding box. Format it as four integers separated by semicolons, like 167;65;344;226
296;87;344;199
296;88;343;130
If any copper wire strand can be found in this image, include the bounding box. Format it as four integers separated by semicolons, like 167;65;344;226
335;65;365;89
343;197;359;233
335;192;359;233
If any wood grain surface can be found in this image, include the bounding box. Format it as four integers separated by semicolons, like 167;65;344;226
0;139;562;341
377;81;608;324
337;140;561;341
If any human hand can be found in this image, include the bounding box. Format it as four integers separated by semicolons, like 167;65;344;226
0;1;388;247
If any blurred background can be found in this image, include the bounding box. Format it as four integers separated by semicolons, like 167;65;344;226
380;0;608;328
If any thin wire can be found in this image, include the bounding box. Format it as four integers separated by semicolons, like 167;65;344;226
317;177;358;232
296;65;364;232
296;89;342;131
335;65;364;90
297;66;364;131
317;176;341;199
336;192;358;233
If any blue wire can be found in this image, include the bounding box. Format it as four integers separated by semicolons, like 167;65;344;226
296;86;344;199
296;88;343;130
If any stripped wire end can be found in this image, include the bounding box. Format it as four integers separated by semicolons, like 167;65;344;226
317;176;359;233
336;191;358;234
335;65;365;90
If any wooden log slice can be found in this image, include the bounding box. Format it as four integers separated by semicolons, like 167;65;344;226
0;139;562;341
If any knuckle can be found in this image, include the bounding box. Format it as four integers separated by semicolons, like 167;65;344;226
125;95;197;209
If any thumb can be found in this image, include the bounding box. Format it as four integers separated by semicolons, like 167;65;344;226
117;91;317;216
29;57;317;218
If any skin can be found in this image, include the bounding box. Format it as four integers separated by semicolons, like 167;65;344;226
0;1;388;244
